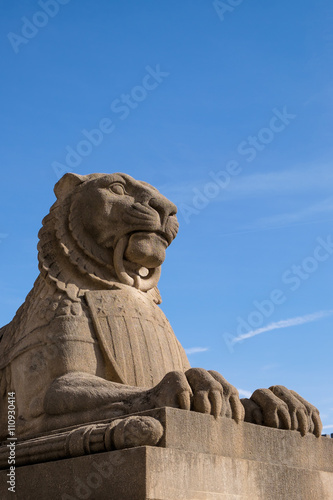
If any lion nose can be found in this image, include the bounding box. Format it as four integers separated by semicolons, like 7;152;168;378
148;197;177;225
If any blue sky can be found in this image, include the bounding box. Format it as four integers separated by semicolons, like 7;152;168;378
1;0;333;432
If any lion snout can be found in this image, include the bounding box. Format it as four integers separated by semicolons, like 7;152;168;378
148;197;177;225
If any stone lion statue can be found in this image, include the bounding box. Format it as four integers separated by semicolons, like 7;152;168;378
0;173;322;440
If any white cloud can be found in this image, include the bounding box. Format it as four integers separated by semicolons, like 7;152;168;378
233;310;333;344
322;424;333;430
185;347;209;355
237;388;252;398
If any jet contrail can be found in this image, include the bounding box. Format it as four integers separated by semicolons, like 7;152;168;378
185;347;209;355
233;310;333;343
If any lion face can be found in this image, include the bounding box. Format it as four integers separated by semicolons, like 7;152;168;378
51;173;179;292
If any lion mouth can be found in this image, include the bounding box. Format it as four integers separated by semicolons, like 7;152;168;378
124;231;168;269
113;231;168;292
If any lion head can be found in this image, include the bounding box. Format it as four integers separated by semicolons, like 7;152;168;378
38;173;178;302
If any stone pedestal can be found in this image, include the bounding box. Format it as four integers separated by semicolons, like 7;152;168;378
1;408;332;499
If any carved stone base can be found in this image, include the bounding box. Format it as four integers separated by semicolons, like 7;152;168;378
0;408;332;499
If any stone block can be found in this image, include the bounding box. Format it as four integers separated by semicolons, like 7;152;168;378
0;408;332;499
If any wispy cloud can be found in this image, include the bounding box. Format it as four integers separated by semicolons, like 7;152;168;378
237;388;252;398
185;347;209;355
261;363;280;371
160;164;333;205
233;310;333;344
221;165;333;200
244;196;333;232
322;424;333;430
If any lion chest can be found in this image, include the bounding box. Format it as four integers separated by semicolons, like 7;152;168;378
86;287;190;388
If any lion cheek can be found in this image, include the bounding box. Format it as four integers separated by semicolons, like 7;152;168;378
124;232;167;268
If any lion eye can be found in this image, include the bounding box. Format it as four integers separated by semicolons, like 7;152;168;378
109;183;125;195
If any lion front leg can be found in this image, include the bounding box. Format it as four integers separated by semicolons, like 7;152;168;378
43;370;194;430
43;369;246;432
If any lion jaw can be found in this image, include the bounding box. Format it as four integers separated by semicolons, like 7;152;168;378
113;231;169;292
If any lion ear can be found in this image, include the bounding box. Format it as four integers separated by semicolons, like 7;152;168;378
54;173;86;199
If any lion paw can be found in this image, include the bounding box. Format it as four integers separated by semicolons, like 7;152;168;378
148;369;245;423
241;385;322;437
148;371;193;411
185;368;245;422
